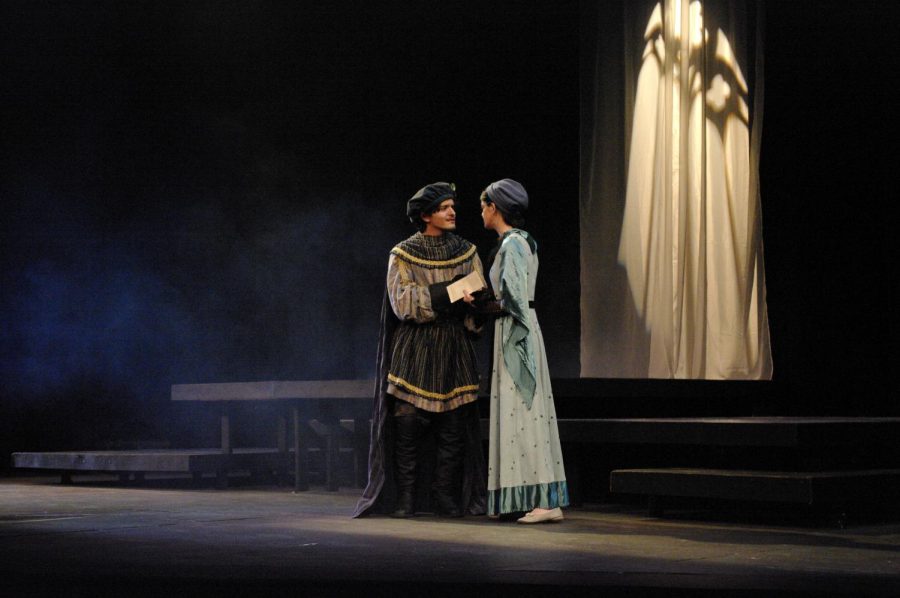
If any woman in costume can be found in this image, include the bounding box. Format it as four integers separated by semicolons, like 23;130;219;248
478;179;569;523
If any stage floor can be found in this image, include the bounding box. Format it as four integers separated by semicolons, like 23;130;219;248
1;476;898;597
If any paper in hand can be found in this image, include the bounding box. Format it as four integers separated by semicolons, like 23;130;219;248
446;270;487;303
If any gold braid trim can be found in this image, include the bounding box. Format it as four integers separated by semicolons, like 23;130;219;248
387;374;479;400
391;244;476;267
389;385;478;413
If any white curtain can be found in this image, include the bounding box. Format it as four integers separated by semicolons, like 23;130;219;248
580;0;772;380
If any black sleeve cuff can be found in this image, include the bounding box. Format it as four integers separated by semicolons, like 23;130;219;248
428;281;452;313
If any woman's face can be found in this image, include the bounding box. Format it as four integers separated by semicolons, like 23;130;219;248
480;200;498;230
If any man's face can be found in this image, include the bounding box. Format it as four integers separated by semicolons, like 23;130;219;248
422;199;456;234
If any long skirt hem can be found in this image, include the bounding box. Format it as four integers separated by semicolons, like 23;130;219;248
487;480;570;516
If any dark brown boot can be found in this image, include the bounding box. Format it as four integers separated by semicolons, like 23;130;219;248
432;408;464;518
391;414;418;518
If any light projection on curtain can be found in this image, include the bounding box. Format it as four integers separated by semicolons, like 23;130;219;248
616;0;772;379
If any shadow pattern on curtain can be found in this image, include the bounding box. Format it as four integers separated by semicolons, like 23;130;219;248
580;0;772;380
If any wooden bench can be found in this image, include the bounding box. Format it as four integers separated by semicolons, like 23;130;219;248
171;380;374;492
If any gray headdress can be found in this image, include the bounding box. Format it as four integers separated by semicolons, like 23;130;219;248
484;179;528;213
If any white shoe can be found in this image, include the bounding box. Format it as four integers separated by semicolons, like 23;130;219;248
516;507;564;524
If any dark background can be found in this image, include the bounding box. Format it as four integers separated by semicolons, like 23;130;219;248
761;1;895;415
0;1;896;466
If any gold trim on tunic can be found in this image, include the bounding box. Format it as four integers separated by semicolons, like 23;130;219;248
390;245;477;268
388;383;478;413
387;374;479;400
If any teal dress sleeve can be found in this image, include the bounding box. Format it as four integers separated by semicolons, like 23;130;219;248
498;231;537;408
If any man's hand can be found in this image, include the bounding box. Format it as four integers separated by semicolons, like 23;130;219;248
462;288;483;305
470;288;505;315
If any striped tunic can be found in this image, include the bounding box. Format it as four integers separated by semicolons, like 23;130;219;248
386;232;483;412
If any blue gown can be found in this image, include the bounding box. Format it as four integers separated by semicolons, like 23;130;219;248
486;230;569;515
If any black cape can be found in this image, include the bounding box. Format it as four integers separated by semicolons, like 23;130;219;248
352;289;487;518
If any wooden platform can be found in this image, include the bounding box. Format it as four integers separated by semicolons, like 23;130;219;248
11;419;364;489
11;448;289;486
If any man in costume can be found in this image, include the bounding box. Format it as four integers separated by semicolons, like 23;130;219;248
354;182;487;518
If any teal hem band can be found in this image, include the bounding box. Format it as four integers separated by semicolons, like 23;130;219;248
488;480;570;516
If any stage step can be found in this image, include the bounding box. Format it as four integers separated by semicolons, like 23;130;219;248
481;417;900;446
555;417;900;446
609;467;900;508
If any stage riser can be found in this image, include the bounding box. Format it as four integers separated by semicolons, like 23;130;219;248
554;419;900;447
13;415;900;510
610;469;900;506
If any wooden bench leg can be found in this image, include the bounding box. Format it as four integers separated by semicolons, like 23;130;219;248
277;413;290;486
318;404;340;492
293;405;309;492
325;425;338;491
218;405;233;490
